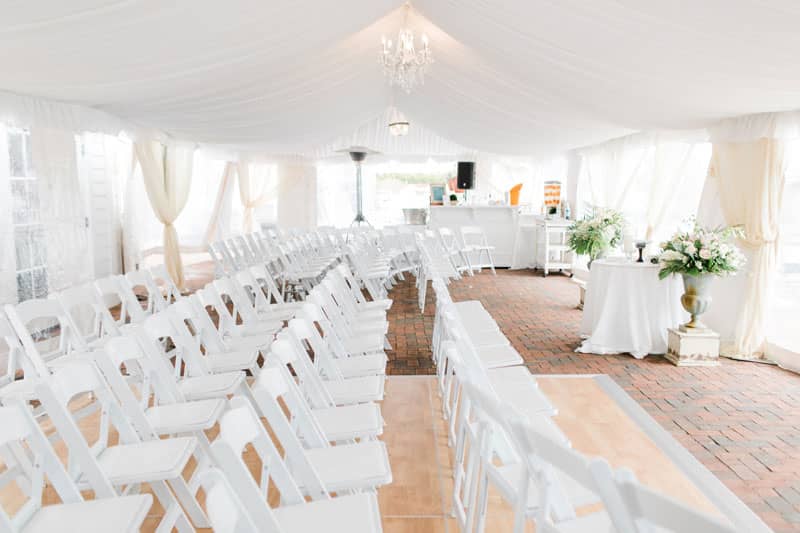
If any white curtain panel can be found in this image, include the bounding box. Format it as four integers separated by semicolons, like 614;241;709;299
237;161;277;233
134;140;194;288
31;126;92;293
204;161;236;245
709;138;787;357
578;135;654;213
644;142;711;242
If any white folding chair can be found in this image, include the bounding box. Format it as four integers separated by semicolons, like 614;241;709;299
0;403;153;533
35;362;207;530
124;270;169;314
460;226;497;275
204;400;383;533
279;325;385;406
57;284;122;348
94;275;147;326
508;418;617;533
602;468;737;533
438;227;473;276
136;313;252;403
149;264;184;304
296;304;387;378
245;374;392;495
254;360;383;444
3;298;89;376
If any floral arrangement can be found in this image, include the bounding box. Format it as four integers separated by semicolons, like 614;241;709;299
657;223;745;280
567;208;625;260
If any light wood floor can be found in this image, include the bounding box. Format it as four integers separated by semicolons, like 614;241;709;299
1;375;719;532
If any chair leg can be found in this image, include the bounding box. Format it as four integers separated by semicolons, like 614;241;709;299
486;248;497;275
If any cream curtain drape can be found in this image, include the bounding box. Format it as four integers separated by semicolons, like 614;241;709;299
237;161;270;234
709;138;787;357
134;140;193;289
204;161;236;244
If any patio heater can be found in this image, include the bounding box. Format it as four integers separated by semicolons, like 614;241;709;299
337;146;379;228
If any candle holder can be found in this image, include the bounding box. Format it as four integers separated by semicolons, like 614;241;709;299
635;241;648;263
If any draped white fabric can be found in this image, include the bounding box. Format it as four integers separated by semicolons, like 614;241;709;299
134;141;194;288
575;134;710;245
709;139;787;357
31;127;93;293
237;161;278;233
4;1;800;156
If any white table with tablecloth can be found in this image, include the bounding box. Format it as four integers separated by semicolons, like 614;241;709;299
577;259;688;358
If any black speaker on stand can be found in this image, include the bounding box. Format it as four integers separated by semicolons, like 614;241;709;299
457;161;475;202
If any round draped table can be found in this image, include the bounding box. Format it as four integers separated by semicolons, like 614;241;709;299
577;259;688;358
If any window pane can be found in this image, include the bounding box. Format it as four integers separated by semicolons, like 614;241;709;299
8;131;27;177
30;225;47;267
10;180;30;224
14;227;32;271
32;268;48;299
16;271;33;302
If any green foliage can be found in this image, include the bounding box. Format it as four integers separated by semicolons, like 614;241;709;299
567;208;625;260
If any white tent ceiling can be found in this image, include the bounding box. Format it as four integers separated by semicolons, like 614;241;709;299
2;0;800;156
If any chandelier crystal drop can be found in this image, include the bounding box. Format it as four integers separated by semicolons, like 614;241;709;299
380;3;433;94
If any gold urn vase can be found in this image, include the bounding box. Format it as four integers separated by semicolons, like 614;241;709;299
679;274;713;332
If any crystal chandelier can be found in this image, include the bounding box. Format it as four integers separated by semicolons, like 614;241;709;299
388;108;410;136
380;3;433;94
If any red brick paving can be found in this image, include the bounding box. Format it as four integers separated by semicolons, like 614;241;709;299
385;269;800;532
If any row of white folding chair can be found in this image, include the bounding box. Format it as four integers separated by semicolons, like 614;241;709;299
414;231;462;312
429;279;734;533
0;402;154;532
1;313;387;532
73;310;388;515
198;401;384;533
455;376;736;533
378;226;417;279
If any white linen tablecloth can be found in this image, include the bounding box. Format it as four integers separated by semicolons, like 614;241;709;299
577;259;687;358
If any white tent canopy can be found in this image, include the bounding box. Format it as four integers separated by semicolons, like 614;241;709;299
3;1;800;156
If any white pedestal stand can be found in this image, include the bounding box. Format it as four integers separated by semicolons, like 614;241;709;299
665;326;720;367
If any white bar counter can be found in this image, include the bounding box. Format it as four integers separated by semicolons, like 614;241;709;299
428;205;519;267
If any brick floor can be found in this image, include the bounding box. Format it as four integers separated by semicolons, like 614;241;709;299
385;269;800;532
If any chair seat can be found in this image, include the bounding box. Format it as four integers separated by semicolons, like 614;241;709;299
356;299;392;311
477;345;523;368
467;328;510;347
178;371;245;401
145;398;226;435
237;319;283;338
343;334;386;355
333;353;387;377
349;319;389;336
274;492;382;533
23;494;152;533
490;462;600;512
313;402;384;442
324;375;385;405
224;334;273;353
550;510;614;533
490;375;557;417
258;302;302;322
303;441;392;492
95;436;197;485
0;378;37;401
206;349;259;373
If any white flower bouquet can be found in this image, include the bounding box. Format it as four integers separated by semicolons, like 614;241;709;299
567;208;625;261
658;223;745;280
